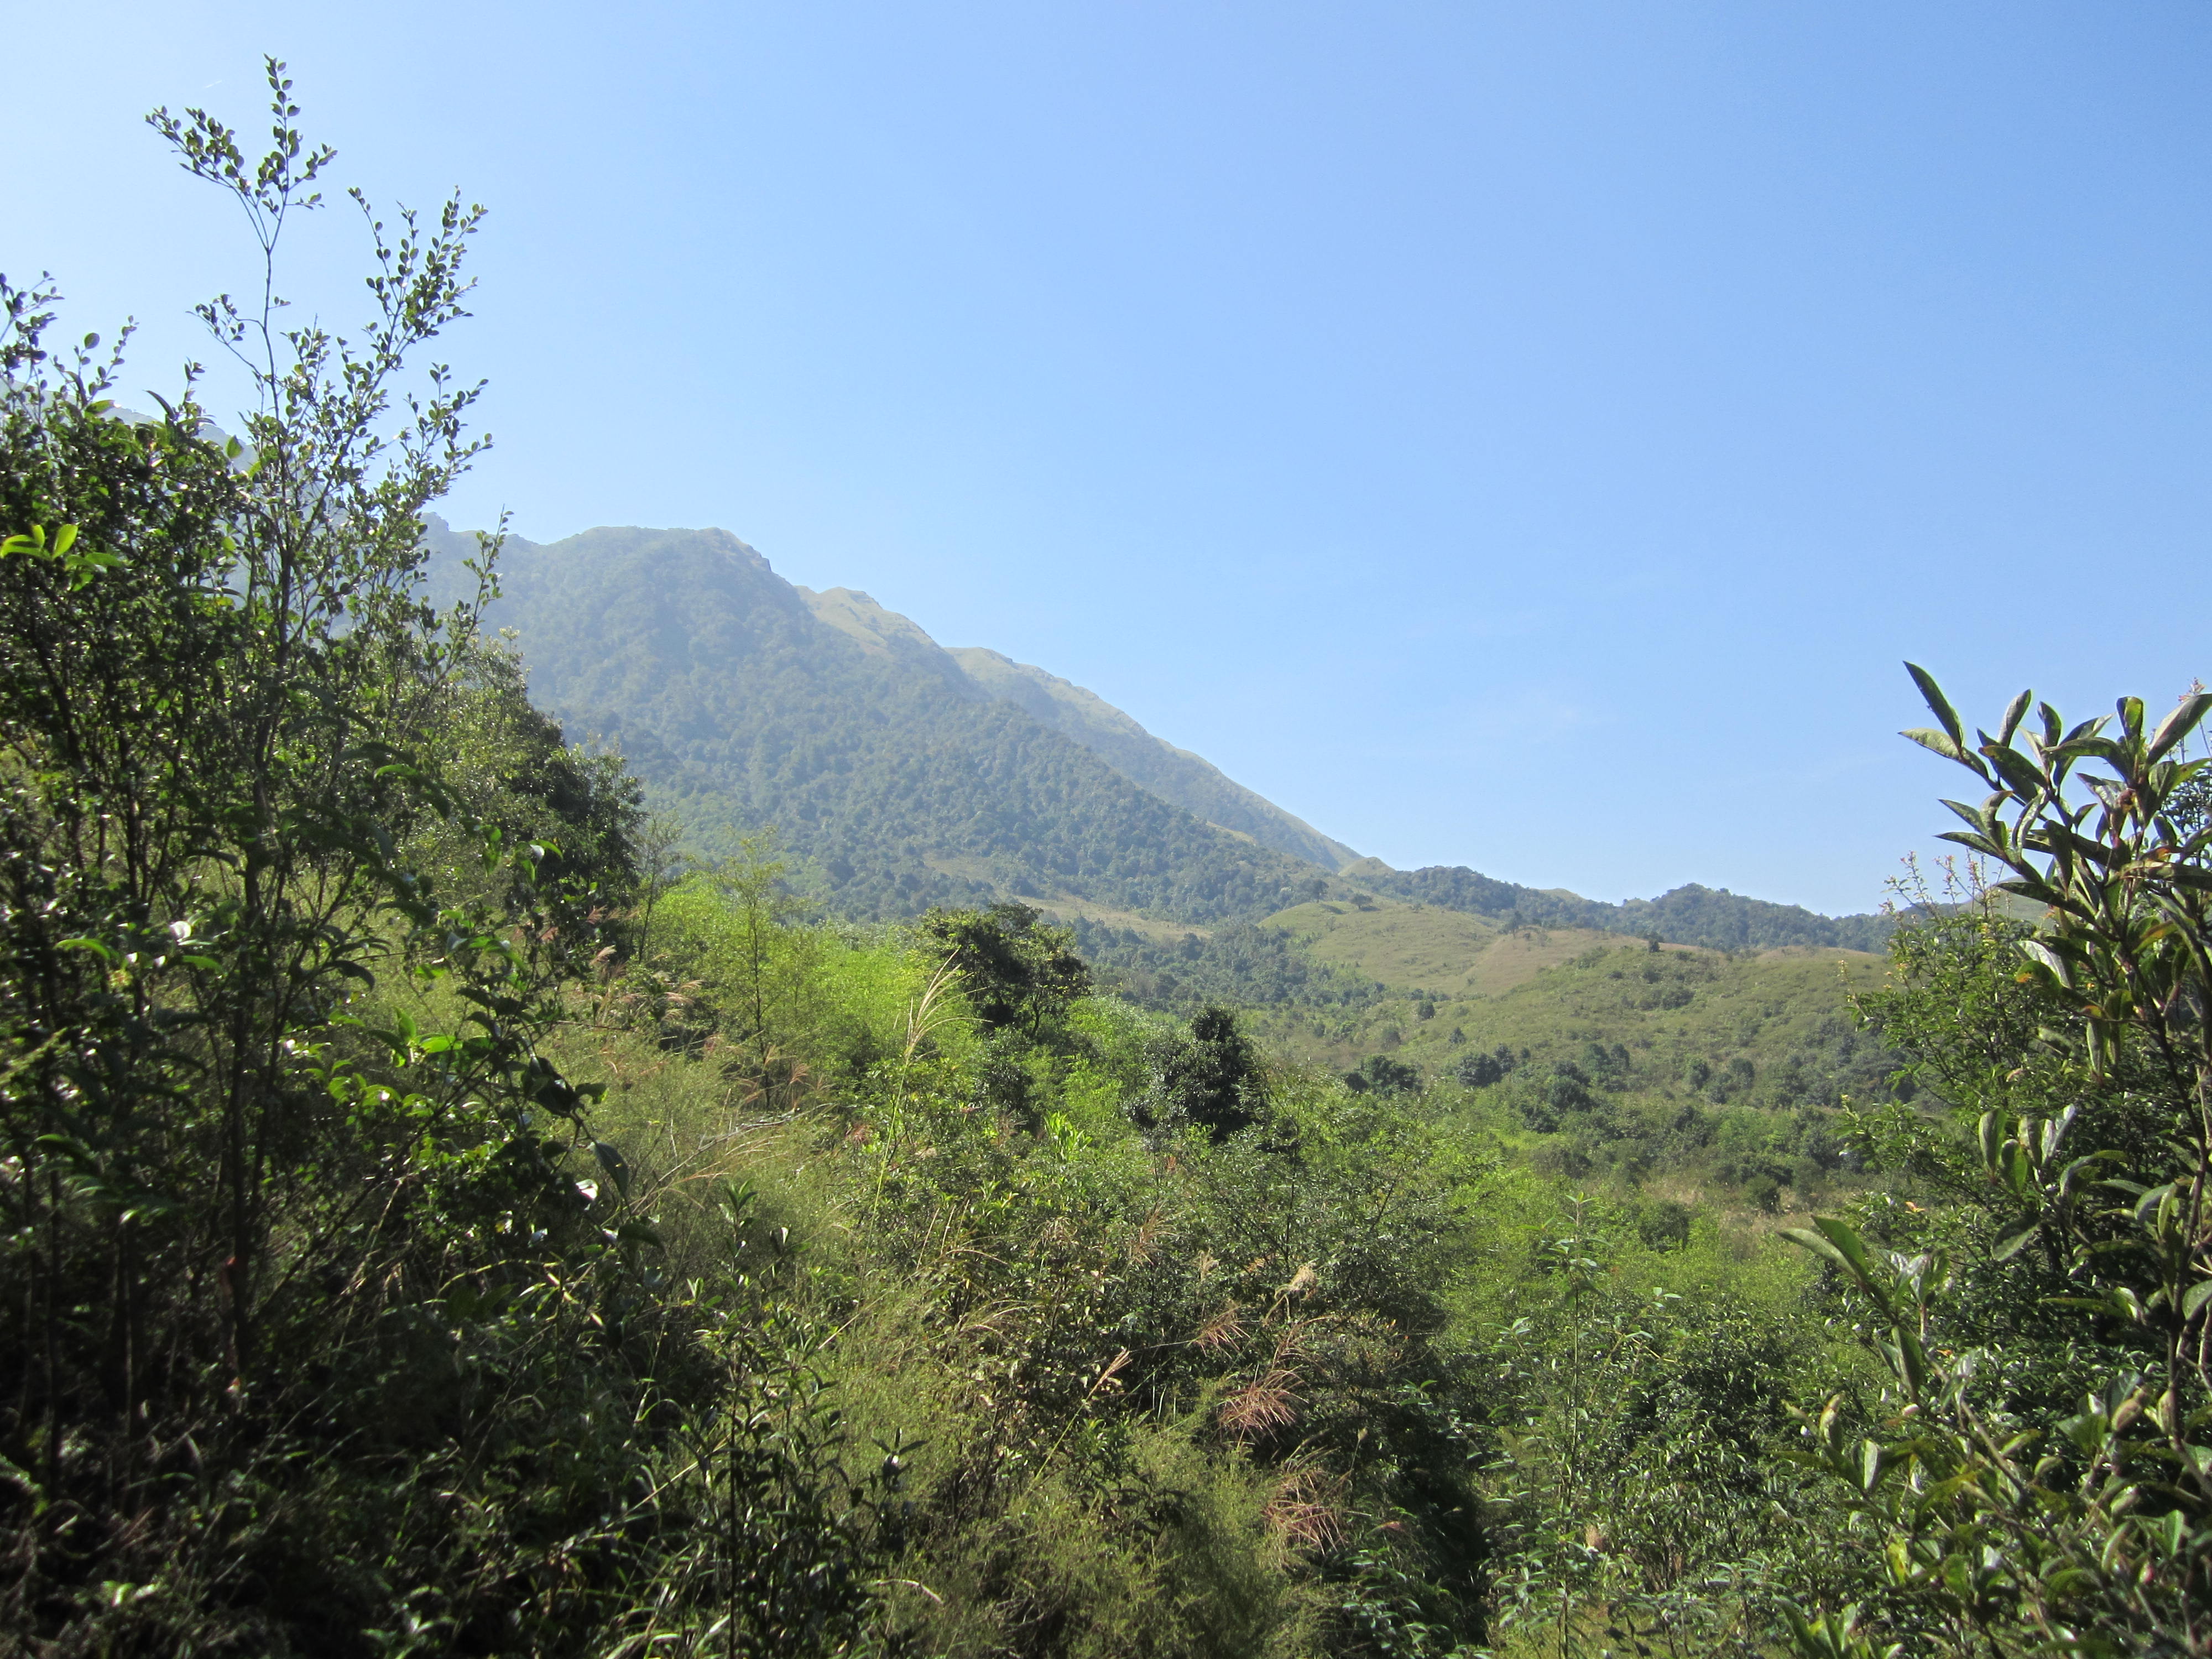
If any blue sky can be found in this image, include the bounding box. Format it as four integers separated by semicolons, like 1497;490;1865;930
12;2;2212;913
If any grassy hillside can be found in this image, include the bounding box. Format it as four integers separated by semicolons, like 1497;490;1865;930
1240;896;1900;1211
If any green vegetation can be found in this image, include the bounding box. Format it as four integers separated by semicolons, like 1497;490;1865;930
6;71;2206;1659
1229;899;1900;1212
424;518;1325;928
940;639;1361;873
785;582;1360;873
1070;916;1387;1013
1337;862;1895;955
1768;672;2212;1655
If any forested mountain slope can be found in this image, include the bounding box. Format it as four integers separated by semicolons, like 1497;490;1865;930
799;583;1360;869
942;641;1360;869
426;520;1322;922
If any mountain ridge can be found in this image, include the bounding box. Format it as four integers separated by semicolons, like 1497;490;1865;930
1333;859;1892;954
425;517;1890;951
792;583;1361;871
426;519;1322;924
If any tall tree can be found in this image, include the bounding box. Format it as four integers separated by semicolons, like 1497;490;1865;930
919;900;1090;1037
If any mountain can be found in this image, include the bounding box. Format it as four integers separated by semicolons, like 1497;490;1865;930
795;584;1360;870
1332;857;1893;954
425;517;1890;952
427;520;1324;924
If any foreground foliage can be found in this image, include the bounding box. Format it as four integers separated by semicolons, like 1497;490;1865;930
1778;675;2212;1657
0;73;880;1656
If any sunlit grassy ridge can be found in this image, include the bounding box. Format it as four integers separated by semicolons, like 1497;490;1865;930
1214;896;1899;1215
1261;898;1883;1072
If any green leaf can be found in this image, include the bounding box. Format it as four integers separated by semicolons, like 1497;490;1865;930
2048;1290;2145;1322
1935;831;2002;859
1906;663;1964;748
593;1140;632;1199
1981;743;2046;799
64;546;122;589
1992;875;2061;907
1893;1326;1930;1394
1786;1217;1895;1316
2182;1280;2212;1321
2117;695;2147;745
1811;1213;1876;1276
1992;1227;2039;1263
2052;735;2118;765
1780;1227;1845;1270
2143;1509;2187;1559
2038;824;2121;868
1902;728;1964;762
1998;688;2032;746
1859;1440;1891;1492
2148;692;2212;763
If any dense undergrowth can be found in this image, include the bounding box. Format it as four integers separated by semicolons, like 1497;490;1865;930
481;863;1881;1657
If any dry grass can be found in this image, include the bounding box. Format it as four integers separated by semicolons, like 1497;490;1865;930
1262;1463;1348;1554
1217;1373;1299;1439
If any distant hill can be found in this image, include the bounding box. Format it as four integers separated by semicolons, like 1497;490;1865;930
427;521;1323;923
1333;857;1893;954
